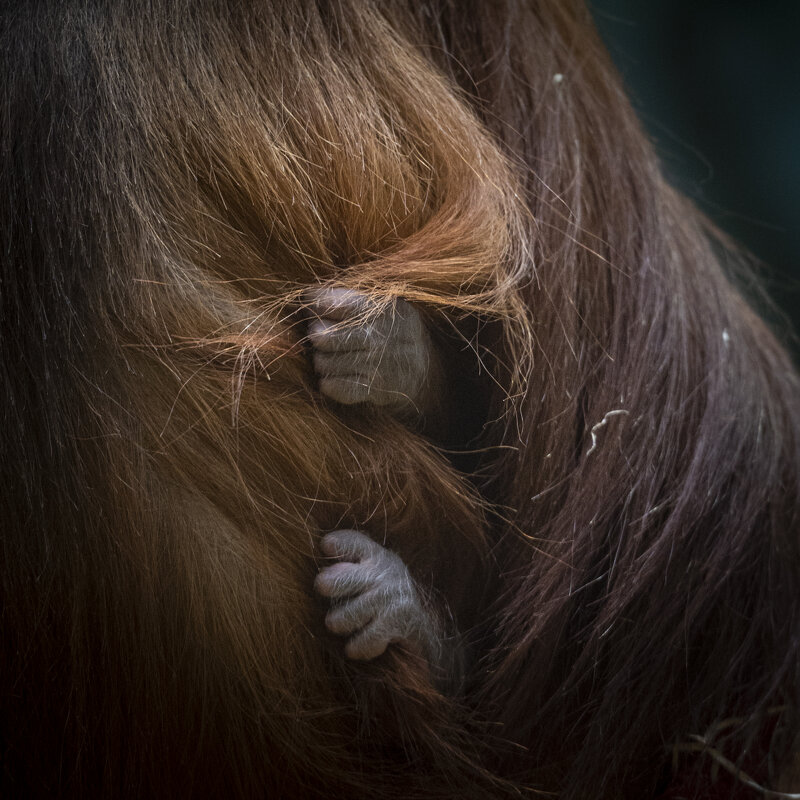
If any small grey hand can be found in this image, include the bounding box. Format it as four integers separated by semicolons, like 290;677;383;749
305;287;440;417
314;529;443;664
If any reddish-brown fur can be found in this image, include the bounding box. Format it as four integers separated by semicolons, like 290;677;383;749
2;2;798;799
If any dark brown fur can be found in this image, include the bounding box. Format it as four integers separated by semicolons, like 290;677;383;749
2;1;798;799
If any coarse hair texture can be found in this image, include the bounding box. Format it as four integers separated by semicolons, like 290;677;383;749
1;1;799;799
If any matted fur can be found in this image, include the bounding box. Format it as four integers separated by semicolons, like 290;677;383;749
2;1;798;799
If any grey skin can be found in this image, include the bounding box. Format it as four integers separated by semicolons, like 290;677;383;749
313;529;445;666
306;287;450;669
305;286;444;419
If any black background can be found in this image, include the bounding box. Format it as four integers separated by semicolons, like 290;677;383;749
592;0;800;358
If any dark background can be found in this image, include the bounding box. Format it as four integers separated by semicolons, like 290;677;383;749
591;0;800;359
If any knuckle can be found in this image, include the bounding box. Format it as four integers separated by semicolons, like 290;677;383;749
319;377;363;404
346;632;388;661
307;319;327;338
325;608;353;635
342;529;370;548
313;570;332;595
320;529;354;557
314;562;355;596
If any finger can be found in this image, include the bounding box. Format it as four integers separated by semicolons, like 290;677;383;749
324;592;377;636
318;375;372;405
319;529;382;561
344;624;391;660
307;319;375;353
314;561;374;599
322;376;417;409
312;349;383;378
322;378;414;408
304;287;376;322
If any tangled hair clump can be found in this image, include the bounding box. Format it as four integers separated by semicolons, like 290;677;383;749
2;1;799;799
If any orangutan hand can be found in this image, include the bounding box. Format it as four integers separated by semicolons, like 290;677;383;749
314;529;442;663
305;287;439;417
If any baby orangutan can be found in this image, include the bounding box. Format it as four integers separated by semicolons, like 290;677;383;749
307;287;455;670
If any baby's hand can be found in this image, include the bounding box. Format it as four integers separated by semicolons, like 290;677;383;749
305;287;437;416
314;529;442;663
